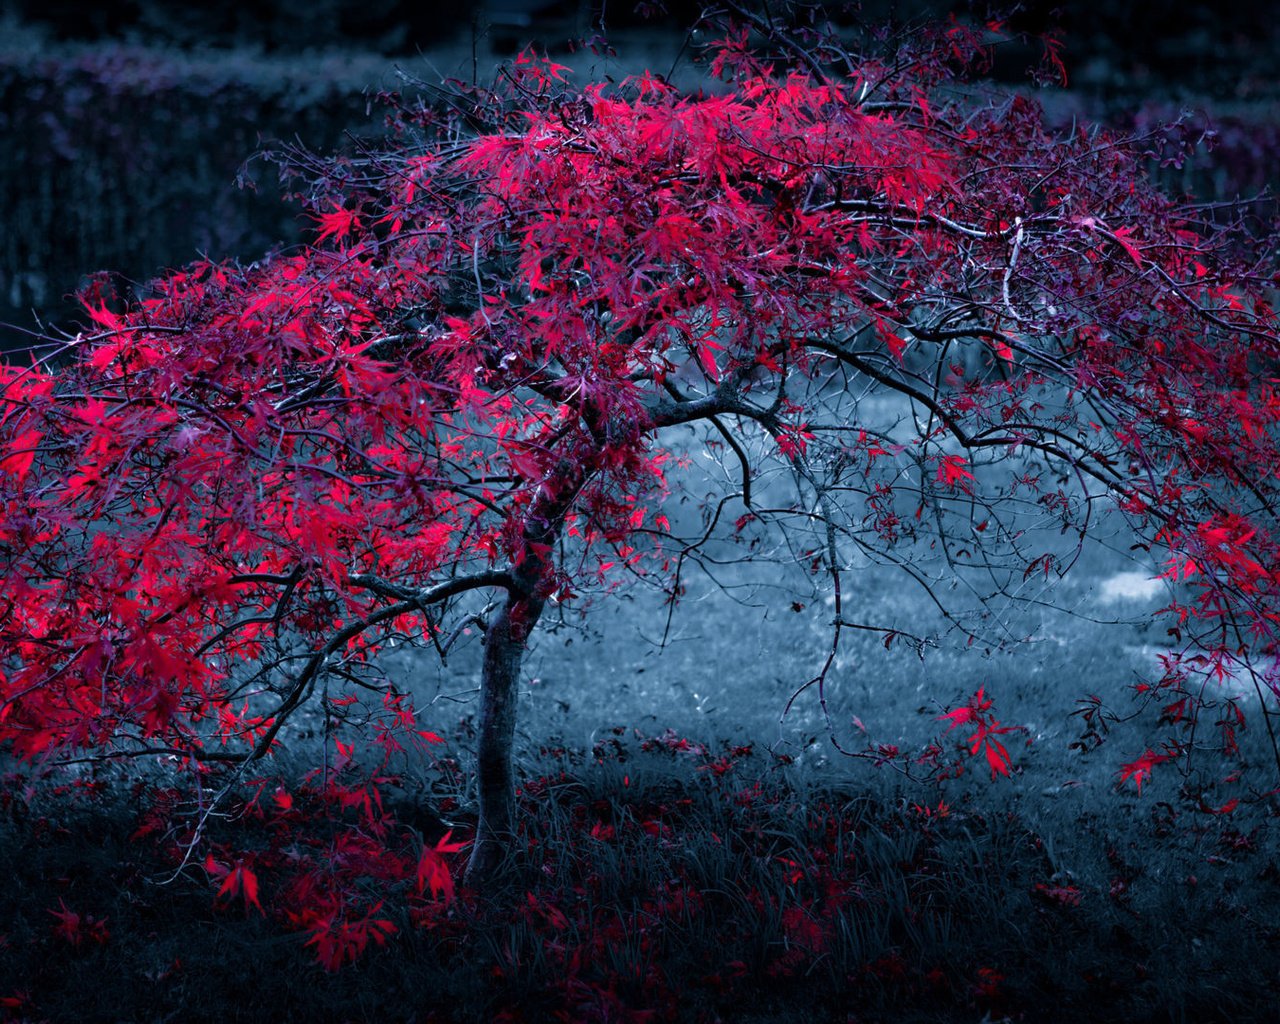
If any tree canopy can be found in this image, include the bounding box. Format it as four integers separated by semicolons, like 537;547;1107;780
1;11;1278;895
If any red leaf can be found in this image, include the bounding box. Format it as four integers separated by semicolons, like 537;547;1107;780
240;867;262;914
696;344;721;382
984;738;1011;778
48;900;109;947
433;829;468;856
935;455;974;490
82;300;122;332
875;319;908;363
508;448;544;481
216;863;264;915
1110;226;1144;268
938;705;979;731
416;830;467;902
1118;749;1173;794
0;428;41;483
314;203;360;245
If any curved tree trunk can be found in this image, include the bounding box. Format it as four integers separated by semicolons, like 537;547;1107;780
462;457;584;885
465;597;536;883
464;561;551;884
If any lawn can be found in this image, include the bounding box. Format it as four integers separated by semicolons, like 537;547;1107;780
3;492;1279;1023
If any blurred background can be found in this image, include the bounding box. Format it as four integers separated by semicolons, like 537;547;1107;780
0;0;1276;350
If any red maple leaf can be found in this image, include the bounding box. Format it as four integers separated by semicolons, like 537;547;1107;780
208;857;264;915
1117;749;1174;794
0;428;41;484
416;830;468;902
1110;226;1144;268
935;455;975;490
314;203;360;245
48;901;110;947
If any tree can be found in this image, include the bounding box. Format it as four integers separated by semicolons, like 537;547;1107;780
1;7;1277;895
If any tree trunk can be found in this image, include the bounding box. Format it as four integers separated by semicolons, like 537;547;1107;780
462;458;577;885
465;591;544;884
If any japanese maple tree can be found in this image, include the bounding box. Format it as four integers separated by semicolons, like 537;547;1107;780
1;7;1278;892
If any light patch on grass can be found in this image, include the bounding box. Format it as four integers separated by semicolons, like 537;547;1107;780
1098;570;1162;604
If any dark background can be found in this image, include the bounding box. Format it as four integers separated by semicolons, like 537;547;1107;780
3;1;1274;87
0;0;1276;350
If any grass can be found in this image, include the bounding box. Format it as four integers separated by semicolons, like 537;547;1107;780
3;710;1280;1022
6;503;1280;1021
5;443;1279;1022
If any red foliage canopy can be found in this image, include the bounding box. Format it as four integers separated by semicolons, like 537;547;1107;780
1;21;1278;806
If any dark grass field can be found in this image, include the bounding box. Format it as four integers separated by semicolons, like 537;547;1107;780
3;733;1280;1022
4;533;1280;1023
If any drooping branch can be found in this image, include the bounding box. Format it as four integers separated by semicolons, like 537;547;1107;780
245;571;515;762
801;334;1126;489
